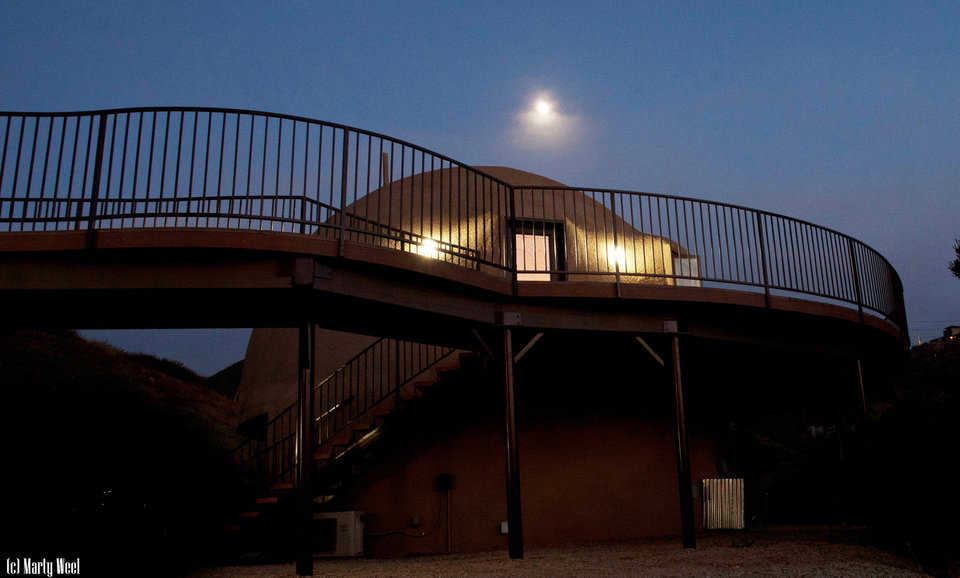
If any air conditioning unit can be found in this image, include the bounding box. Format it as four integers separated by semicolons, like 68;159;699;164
313;511;364;557
702;477;745;530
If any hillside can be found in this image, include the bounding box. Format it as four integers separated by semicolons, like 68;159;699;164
0;329;245;575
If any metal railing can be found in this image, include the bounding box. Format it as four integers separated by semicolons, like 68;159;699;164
315;337;454;446
0;107;906;335
231;335;455;485
0;108;506;271
512;186;906;327
232;404;296;486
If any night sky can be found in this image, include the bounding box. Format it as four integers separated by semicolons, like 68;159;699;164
2;1;957;375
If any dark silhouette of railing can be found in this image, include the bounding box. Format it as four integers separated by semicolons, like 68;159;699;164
0;107;906;336
232;403;296;487
231;336;454;486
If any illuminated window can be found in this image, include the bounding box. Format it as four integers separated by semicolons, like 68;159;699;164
672;256;702;287
513;220;565;281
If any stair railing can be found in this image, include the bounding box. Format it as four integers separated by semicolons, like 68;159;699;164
314;336;454;447
231;335;455;486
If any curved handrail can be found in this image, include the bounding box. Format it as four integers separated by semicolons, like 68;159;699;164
0;107;907;340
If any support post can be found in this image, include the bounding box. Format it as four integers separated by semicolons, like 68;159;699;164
295;321;314;576
502;327;523;559
856;359;866;415
508;185;518;297
671;335;696;549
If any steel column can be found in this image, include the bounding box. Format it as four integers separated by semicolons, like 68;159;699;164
502;327;523;559
671;335;696;548
856;359;866;414
295;321;314;576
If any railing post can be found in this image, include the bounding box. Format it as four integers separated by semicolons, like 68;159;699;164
391;338;403;410
338;129;349;257
300;196;307;235
610;191;621;297
86;113;108;248
755;212;770;308
508;185;517;296
847;237;864;322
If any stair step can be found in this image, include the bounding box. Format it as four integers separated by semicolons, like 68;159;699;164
271;482;294;493
239;511;260;520
353;427;381;447
256;496;280;505
224;524;243;533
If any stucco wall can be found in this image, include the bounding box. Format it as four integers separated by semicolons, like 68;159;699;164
236;327;377;422
352;415;717;557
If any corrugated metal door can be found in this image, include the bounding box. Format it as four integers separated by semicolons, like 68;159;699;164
702;477;745;529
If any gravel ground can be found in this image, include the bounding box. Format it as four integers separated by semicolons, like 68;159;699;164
193;528;924;577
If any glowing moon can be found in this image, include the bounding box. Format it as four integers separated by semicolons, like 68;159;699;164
514;92;580;149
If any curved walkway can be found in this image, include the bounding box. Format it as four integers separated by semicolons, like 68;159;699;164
0;107;906;348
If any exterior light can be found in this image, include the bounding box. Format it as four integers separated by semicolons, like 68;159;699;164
608;245;626;270
417;238;440;259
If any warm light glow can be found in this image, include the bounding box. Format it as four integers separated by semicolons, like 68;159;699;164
516;233;552;281
417;238;440;259
535;99;552;116
608;245;627;270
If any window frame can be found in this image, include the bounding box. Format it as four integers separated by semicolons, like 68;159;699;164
509;218;567;281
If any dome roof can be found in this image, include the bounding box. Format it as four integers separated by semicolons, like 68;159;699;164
472;166;568;188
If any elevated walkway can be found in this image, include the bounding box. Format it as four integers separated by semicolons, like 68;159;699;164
0;107;908;573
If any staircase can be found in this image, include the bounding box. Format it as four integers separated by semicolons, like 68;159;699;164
222;337;484;562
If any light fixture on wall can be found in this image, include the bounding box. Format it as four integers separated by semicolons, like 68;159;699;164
417;238;440;259
608;244;626;271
